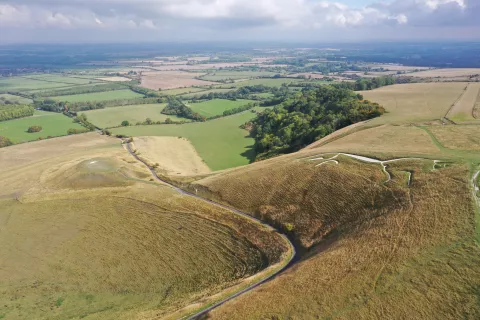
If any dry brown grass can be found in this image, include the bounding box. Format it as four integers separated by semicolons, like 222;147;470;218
0;134;287;319
140;71;216;90
448;83;480;122
311;124;442;158
194;154;416;249
132;136;211;176
429;125;480;151
206;161;480;319
360;83;466;125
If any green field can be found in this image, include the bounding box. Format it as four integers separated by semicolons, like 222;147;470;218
187;99;254;117
0;77;76;92
26;74;102;85
0;110;85;143
111;111;258;170
81;104;189;128
180;88;234;98
50;89;143;102
161;87;207;96
0;94;33;104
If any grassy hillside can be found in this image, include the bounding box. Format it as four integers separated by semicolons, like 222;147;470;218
191;147;480;319
111;111;258;170
0;134;287;320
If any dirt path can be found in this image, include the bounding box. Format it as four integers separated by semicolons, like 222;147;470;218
123;141;296;320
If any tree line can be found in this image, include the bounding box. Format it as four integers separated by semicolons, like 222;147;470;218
249;85;385;160
0;105;34;122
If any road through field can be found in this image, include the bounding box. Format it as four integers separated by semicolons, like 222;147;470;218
124;141;296;320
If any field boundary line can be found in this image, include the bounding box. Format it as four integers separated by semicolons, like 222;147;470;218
123;140;296;320
444;82;470;123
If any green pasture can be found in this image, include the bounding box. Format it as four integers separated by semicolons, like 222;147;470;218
81;104;189;128
187;99;254;117
50;89;143;102
0;110;84;143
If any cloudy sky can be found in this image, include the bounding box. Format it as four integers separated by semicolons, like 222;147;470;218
0;0;479;43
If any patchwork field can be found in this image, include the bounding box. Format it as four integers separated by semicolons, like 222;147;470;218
25;74;101;85
447;83;480;122
0;134;286;320
0;110;84;143
0;93;33;104
215;78;304;88
140;71;216;90
81;104;188;128
50;89;143;102
111;111;258;170
132;136;211;175
360;82;467;125
187;99;254;117
0;77;77;92
199;71;278;82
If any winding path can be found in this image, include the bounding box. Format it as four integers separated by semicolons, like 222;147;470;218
123;142;296;320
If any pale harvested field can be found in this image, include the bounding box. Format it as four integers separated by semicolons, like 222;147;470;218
305;120;371;149
429;125;480;151
140;71;216;90
0;133;285;319
409;68;480;78
360;82;466;124
447;83;480;122
366;64;430;71
97;76;132;82
313;124;441;157
132;136;211;176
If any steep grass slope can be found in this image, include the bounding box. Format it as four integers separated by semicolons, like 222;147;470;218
191;149;480;319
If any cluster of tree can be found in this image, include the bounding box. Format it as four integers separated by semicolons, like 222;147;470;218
333;76;415;91
31;83;127;98
186;85;288;102
250;85;385;160
0;105;34;122
27;125;42;133
161;97;206;121
129;86;161;97
67;128;89;135
73;113;97;131
34;99;66;112
0;136;13;148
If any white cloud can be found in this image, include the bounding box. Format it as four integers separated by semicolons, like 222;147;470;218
0;0;478;41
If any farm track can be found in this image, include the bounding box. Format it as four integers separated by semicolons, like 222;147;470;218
124;141;296;320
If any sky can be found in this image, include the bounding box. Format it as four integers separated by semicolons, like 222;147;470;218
0;0;479;43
